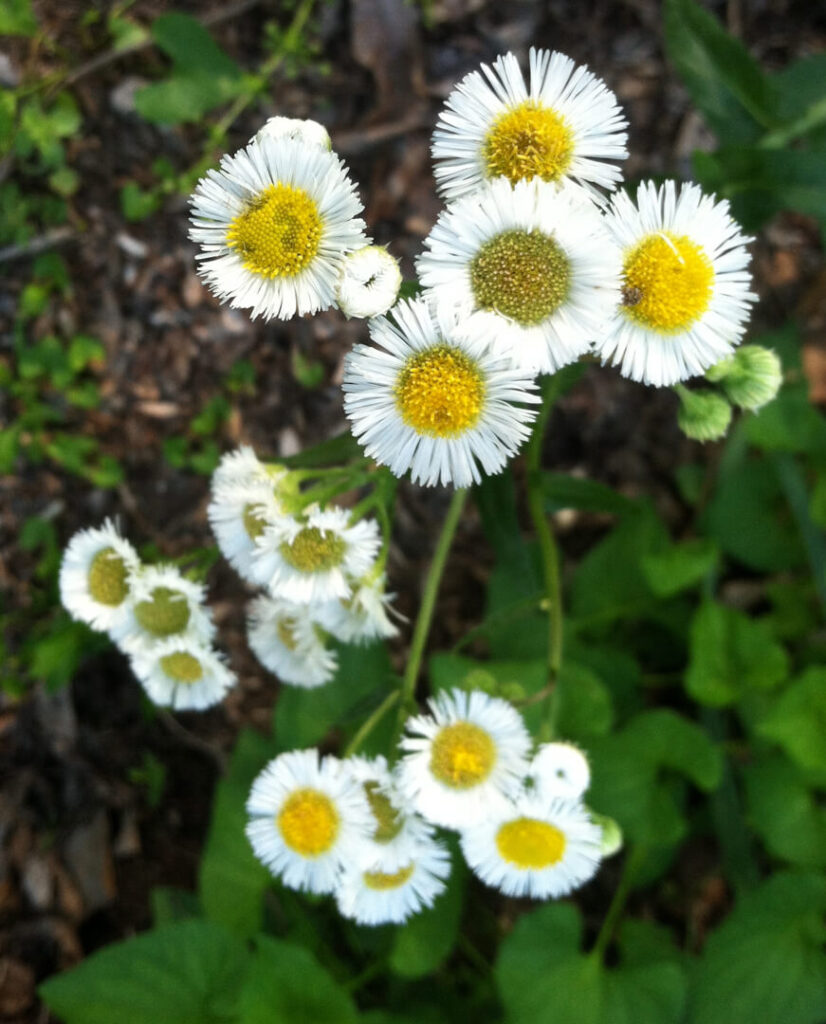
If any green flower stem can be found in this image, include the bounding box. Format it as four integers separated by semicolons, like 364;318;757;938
525;377;564;735
591;846;642;961
396;488;468;734
343;689;400;758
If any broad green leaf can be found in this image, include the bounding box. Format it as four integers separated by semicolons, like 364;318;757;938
0;0;38;35
28;617;103;691
554;661;614;739
273;641;395;750
770;54;826;147
685;601;789;706
199;729;275;936
389;852;464;978
39;920;250;1024
745;382;826;455
663;0;774;142
496;902;687;1024
744;755;826;868
150;13;242;77
756;668;826;773
239;935;357;1024
687;873;826;1024
151;887;200;926
642;539;718;597
541;472;637;516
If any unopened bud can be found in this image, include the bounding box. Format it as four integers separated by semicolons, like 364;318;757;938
251;116;332;151
706;345;782;410
676;386;732;442
336;245;402;319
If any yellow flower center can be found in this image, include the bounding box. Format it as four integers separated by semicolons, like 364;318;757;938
363;781;403;843
134;586;191;638
226;183;322;279
470;229;570;325
280;526;347;573
483;101;575;185
87;547;130;606
363;863;415;891
396;346;485;438
429;721;496;789
277;618;298;651
159;651;204;684
621;232;714;332
496;817;566;869
243;503;268;540
277;788;339;857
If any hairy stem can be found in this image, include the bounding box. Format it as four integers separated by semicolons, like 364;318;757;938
343;690;400;758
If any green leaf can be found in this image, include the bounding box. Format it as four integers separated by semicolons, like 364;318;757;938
389;851;464;978
496;902;687;1024
554;661;614;740
39;919;250;1024
663;0;775;142
745;382;826;455
756;668;826;773
150;887;200;926
685;601;789;707
28;617;102;691
239;935;357;1024
744;755;826;869
687;873;826;1024
151;13;241;77
67;333;104;372
273;642;395;750
121;181;161;221
199;729;275;936
641;539;718;597
0;0;38;35
541;472;637;516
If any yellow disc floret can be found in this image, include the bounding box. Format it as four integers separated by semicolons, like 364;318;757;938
277;618;299;651
496;817;566;869
622;232;714;332
396;346;485;438
363;781;403;843
159;651;204;684
280;527;347;573
243;503;268;540
134;586;191;638
483;101;575;185
226;183;322;279
277;787;340;856
363;863;415;891
87;547;130;606
429;721;496;789
470;229;571;325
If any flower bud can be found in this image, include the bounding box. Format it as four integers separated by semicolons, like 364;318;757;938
336;245;402;319
676;385;732;442
251;116;332;151
706;345;782;410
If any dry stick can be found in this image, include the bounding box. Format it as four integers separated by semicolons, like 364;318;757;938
0;226;74;264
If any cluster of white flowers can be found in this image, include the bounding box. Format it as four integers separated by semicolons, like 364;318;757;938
208;446;398;688
189;49;762;487
246;689;608;924
59;521;234;710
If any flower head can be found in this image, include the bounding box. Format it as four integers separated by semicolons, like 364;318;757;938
529;742;591;802
208;470;292;582
251;115;331;151
597;180;756;386
336;245;402;319
432;47;628;201
315;574;399;645
343;297;539;487
111;564;215;652
130;636;235;710
189;137;367;320
59;520;141;633
247;594;338;688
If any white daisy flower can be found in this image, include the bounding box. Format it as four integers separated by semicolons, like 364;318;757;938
342;297;539;488
111;564;216;652
251;115;332;151
59;520;141;633
315;573;399;645
336;245;402;319
416;178;621;374
398;688;531;829
252;506;381;604
212;446;271;490
432;47;628;202
130;636;235;711
597;180;756;386
208;474;291;582
335;837;451;926
246;750;372;894
530;742;591;802
189;137;367;321
246;594;338;688
344;756;436;872
460;794;603;899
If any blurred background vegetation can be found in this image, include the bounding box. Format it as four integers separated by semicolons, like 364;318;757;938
1;0;826;1021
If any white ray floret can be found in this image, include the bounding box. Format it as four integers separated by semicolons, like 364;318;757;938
315;573;399;645
336;245;402;319
344;755;437;872
246;750;373;894
59;520;141;633
460;794;603;899
416;178;621;374
246;594;338;688
189;137;367;321
250;115;331;151
335;835;451;926
432;47;628;201
529;742;591;802
130;635;235;711
208;475;290;582
252;506;381;604
597;180;756;387
212;446;271;491
343;296;539;488
398;688;531;829
110;564;216;653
